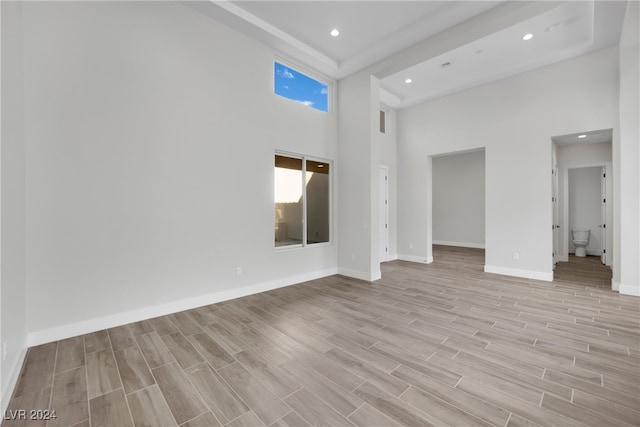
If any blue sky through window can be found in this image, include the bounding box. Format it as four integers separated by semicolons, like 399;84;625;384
274;62;328;112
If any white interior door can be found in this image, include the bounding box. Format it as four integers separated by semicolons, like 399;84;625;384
379;166;389;263
601;167;606;265
553;165;559;266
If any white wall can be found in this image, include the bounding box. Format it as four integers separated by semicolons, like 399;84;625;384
568;167;603;255
558;141;613;166
21;1;338;343
432;150;485;248
1;1;28;412
397;46;619;281
379;106;397;259
337;73;381;280
616;1;640;296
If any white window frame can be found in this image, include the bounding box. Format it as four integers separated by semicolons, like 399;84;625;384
274;151;333;250
273;56;335;115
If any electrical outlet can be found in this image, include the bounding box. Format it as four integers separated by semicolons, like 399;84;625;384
351;254;356;261
3;341;7;361
513;252;520;260
236;267;242;276
409;243;413;249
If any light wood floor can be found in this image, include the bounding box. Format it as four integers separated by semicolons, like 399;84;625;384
4;246;639;427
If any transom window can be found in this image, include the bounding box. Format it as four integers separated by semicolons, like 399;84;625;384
275;153;331;247
274;61;328;113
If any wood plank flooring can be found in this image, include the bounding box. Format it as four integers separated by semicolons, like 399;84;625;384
4;246;639;426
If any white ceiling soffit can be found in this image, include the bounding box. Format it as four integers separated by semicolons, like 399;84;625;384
189;1;503;80
381;1;627;109
553;129;613;147
187;1;627;109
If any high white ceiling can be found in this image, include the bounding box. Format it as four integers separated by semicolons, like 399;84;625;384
190;1;627;109
227;1;502;74
381;1;627;108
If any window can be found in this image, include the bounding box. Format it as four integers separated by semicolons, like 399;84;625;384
275;153;331;247
274;61;328;112
380;107;389;134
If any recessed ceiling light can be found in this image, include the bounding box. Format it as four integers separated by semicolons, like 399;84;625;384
330;29;340;37
523;33;534;41
405;78;412;84
578;134;587;138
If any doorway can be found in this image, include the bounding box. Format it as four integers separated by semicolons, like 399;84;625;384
552;129;613;269
430;148;486;262
567;166;607;263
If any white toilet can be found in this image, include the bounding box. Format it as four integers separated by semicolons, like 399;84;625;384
572;229;591;257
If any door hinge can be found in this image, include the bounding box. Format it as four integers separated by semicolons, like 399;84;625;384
603;173;606;178
603;224;606;228
385;223;388;229
603;198;606;203
603;249;606;253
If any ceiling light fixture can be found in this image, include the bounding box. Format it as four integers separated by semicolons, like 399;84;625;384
523;33;534;41
330;29;340;37
578;134;587;138
405;78;412;84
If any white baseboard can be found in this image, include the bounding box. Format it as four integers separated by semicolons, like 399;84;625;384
397;254;433;264
569;250;603;257
27;268;338;347
433;240;485;249
619;283;640;296
1;339;28;416
338;268;381;282
484;265;553;282
612;279;620;291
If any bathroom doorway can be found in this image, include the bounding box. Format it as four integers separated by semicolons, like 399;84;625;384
553;129;612;268
431;148;486;263
568;167;606;261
